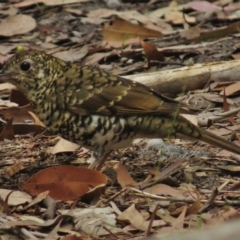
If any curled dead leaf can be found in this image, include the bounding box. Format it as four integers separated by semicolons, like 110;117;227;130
141;40;164;67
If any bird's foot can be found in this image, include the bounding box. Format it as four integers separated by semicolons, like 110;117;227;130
88;146;112;170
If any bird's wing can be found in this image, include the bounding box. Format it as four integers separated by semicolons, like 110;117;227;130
60;65;192;116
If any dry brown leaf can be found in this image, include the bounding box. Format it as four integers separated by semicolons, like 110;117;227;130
181;114;198;126
10;89;29;106
87;8;118;18
12;124;46;135
65;8;83;15
0;106;33;124
207;207;240;224
88;8;167;28
141;40;164;67
52;46;88;62
0;15;36;36
144;184;196;201
165;11;196;24
223;88;234;124
231;54;240;59
207;128;232;136
180;25;202;40
0;119;15;140
155;206;187;235
217;165;240;172
186;195;201;215
83;51;116;65
3;215;69;228
0;45;17;55
117;163;138;188
0;6;18;16
118;203;153;232
49;138;79;154
148;2;188;19
172;206;187;229
24;191;50;210
155;208;177;225
0;189;32;206
220;82;240;96
0;54;13;64
102;18;162;47
148;158;186;180
22;166;107;201
192;21;240;42
28;111;45;126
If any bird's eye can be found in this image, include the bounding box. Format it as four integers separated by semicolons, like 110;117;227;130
20;61;31;72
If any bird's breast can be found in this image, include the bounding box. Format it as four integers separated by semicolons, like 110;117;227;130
34;102;140;149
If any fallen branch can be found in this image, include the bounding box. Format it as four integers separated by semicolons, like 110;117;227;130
125;59;240;94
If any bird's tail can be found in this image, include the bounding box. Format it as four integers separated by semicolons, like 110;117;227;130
139;115;240;155
183;123;240;155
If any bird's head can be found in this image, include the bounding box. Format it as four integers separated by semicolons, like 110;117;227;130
0;50;66;94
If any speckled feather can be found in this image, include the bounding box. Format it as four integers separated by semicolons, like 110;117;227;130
1;50;240;157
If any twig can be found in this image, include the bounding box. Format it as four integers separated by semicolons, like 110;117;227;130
198;188;218;213
100;188;127;205
147;203;159;236
129;187;225;205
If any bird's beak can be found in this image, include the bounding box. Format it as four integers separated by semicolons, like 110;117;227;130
0;72;15;83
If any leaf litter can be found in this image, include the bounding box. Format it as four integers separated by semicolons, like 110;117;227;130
1;0;240;239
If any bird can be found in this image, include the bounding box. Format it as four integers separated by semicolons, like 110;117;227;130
0;50;240;169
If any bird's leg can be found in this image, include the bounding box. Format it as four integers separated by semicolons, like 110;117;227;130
88;145;112;170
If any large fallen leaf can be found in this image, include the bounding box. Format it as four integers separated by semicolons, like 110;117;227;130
103;18;162;47
22;166;107;201
0;14;36;36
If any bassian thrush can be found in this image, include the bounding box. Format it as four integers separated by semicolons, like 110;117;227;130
0;50;240;169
